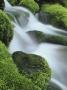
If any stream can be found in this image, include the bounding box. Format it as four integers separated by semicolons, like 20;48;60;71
4;0;67;90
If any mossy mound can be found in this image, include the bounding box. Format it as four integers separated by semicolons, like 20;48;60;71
41;4;67;30
28;31;67;46
7;0;39;13
12;51;51;90
0;10;13;46
0;41;41;90
20;0;39;13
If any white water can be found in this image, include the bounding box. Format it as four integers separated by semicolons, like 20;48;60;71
34;43;67;90
5;1;67;37
4;0;67;90
9;22;38;53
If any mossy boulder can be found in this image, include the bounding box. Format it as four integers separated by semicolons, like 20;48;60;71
7;0;39;13
12;51;51;90
28;31;67;46
0;10;13;46
41;4;67;30
20;0;39;13
0;41;41;90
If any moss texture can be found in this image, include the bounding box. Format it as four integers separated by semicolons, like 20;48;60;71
0;41;41;90
7;0;39;13
41;4;67;30
28;31;67;46
0;10;13;46
20;0;39;13
12;51;51;90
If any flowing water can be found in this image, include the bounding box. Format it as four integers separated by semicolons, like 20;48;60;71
4;0;67;90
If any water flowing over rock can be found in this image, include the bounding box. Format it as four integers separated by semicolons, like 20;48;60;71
4;0;67;90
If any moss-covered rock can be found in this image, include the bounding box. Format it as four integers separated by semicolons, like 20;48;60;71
0;41;41;90
28;31;67;46
20;0;39;13
41;4;67;30
0;10;13;46
12;51;51;90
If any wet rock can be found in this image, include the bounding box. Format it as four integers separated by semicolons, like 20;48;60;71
12;51;51;90
28;31;67;46
0;41;41;90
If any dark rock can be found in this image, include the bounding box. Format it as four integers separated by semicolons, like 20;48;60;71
0;0;5;10
35;0;65;7
28;31;67;46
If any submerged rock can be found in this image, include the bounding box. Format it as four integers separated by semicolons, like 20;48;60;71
47;81;62;90
0;41;41;90
0;10;13;46
12;51;51;90
41;4;67;30
28;31;67;46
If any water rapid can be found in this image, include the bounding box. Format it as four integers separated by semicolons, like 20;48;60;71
4;0;67;90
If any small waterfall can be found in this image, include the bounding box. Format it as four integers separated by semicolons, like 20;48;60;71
4;0;67;90
9;22;38;54
4;0;12;8
5;4;67;37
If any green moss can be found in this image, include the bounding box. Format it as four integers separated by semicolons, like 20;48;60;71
0;79;7;90
20;0;39;13
28;31;67;46
0;10;13;46
0;41;41;90
12;51;51;90
41;4;67;30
